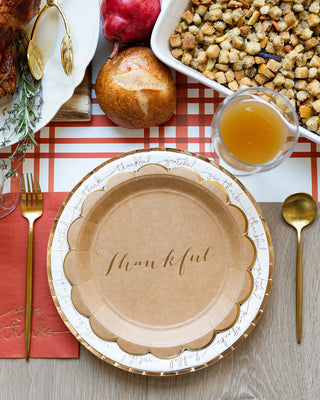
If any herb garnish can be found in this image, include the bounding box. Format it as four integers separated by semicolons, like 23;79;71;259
0;31;43;178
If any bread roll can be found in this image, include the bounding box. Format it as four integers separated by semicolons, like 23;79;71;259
95;46;176;129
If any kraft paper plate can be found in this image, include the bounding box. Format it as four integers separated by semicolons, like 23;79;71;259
47;148;273;375
64;164;256;359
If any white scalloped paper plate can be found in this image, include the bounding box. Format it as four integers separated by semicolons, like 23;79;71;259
47;148;273;375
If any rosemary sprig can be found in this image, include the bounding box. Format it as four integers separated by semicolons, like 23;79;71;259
0;31;43;178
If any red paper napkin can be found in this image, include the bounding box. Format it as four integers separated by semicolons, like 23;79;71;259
0;192;79;358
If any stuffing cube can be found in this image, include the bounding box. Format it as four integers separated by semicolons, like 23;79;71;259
225;70;235;82
309;1;320;13
293;4;304;12
284;12;297;27
206;44;220;59
216;63;229;71
214;71;227;84
258;63;275;79
281;69;295;79
232;36;244;49
228;80;239;91
170;34;182;48
297;90;310;102
272;36;284;51
254;73;269;85
222;12;234;25
265;42;275;54
306;116;319;132
203;35;215;45
182;34;196;49
268;6;282;20
260;5;270;15
299;105;312;119
189;25;200;35
240;25;252;36
295;67;309;79
295;80;307;90
196;5;208;16
312;99;320;113
203;70;215;80
305;37;318;50
245;41;261;55
280;31;290;43
255;56;266;64
310;55;320;68
307;13;320;27
239;77;253;87
234;70;246;81
214;21;227;32
264;82;275;90
307;79;320;96
266;59;282;73
197;50;207;64
182;52;193;65
220;39;232;50
300;28;313;41
206;59;215;71
309;68;318;79
229;48;240;63
193;13;202;25
290;34;300;46
253;0;265;6
260;37;268;49
243;55;255;68
182;10;194;24
282;57;295;71
233;61;244;70
284;78;295;89
171;49;183;59
273;72;286;86
207;9;223;21
202;22;215;35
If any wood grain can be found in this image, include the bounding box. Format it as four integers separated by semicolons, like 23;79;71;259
52;66;92;122
0;203;319;400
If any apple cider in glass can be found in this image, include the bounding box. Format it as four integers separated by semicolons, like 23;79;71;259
211;87;300;175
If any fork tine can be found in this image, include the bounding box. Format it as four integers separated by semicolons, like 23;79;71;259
35;175;43;205
21;174;26;206
29;173;37;205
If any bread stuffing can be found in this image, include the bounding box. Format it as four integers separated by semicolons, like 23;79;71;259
170;0;320;134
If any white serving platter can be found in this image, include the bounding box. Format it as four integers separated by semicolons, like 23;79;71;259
0;0;100;148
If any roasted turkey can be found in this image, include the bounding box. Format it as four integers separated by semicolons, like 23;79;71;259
0;0;41;98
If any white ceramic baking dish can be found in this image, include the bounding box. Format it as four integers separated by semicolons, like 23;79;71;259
151;0;320;144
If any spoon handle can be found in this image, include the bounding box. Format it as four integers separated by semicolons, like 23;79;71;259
296;228;302;344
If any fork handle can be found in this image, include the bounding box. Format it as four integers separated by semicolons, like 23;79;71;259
25;221;34;361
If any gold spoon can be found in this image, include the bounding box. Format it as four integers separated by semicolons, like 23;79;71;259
27;0;73;80
282;192;317;344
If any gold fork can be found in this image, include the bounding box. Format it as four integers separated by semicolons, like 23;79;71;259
21;174;43;361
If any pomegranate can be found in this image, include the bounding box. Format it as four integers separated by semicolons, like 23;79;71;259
101;0;161;58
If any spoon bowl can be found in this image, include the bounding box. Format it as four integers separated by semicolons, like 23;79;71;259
282;192;317;343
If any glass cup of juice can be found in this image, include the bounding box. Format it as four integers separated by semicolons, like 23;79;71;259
211;87;300;175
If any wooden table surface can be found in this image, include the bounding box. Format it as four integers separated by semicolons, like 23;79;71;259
1;203;319;400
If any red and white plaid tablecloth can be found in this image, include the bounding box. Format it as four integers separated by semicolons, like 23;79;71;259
0;35;319;202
